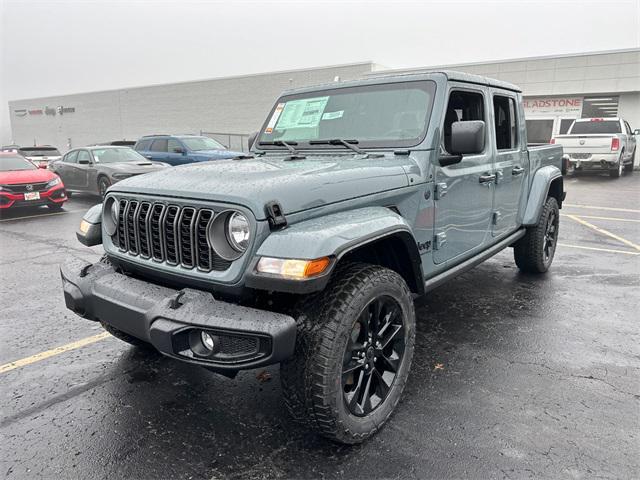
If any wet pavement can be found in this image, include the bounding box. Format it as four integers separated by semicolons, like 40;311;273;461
1;174;639;479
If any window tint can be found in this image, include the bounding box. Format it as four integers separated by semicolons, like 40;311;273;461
167;138;183;153
77;150;91;163
443;90;485;153
64;151;78;163
526;119;554;144
135;139;152;151
150;138;168;152
570;120;621;134
559;119;575;134
493;95;518;150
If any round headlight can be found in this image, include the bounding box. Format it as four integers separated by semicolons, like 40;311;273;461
103;197;119;236
227;212;250;252
206;210;251;261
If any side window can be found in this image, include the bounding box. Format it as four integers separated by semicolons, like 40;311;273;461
135;139;152;151
64;151;78;163
443;90;485;153
167;138;183;153
493;95;518;150
77;150;91;163
150;139;168;152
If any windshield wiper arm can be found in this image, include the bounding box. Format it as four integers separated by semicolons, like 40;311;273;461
258;140;299;154
309;138;365;154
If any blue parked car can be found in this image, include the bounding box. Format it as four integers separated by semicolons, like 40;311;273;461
134;134;245;166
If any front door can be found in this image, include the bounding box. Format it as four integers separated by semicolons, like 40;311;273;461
72;150;93;189
491;91;527;237
433;86;494;264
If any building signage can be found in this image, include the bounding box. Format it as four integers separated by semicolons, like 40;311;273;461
15;106;75;117
523;97;583;116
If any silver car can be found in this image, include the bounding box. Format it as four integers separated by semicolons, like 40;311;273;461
50;146;169;197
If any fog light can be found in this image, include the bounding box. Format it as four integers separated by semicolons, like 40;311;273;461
201;331;216;351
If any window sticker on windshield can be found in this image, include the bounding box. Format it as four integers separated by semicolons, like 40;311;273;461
265;103;285;134
275;96;330;130
322;110;344;121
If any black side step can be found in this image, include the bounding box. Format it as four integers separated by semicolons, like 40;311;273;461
424;228;526;292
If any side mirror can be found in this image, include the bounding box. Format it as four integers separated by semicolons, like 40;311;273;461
451;120;485;155
633;129;640;136
173;147;185;154
78;159;90;165
247;131;258;151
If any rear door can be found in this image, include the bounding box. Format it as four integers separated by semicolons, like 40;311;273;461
433;85;494;264
491;91;527;237
56;151;78;187
148;138;169;163
72;150;93;189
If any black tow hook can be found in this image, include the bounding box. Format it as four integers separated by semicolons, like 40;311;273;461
169;291;186;310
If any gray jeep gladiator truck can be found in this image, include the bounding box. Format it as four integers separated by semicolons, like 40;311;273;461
62;70;565;444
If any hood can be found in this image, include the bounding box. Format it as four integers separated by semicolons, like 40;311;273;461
112;154;414;219
101;161;168;173
192;149;245;159
0;168;57;185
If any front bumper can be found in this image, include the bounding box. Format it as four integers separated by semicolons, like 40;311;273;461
60;257;297;372
0;185;67;209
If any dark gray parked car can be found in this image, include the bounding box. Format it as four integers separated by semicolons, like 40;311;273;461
50;146;169;197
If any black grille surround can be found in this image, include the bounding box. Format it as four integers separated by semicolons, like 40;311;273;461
2;182;49;193
110;197;233;272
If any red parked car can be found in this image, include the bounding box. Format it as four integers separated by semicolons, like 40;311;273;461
0;152;67;211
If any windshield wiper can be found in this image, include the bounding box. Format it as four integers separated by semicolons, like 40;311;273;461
309;139;383;158
258;140;299;153
257;140;306;160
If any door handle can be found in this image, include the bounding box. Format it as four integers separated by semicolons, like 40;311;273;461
479;173;496;184
512;166;525;176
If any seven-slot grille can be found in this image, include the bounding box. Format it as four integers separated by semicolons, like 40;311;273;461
113;199;231;272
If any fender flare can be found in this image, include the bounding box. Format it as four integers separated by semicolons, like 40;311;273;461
522;166;563;226
247;206;423;294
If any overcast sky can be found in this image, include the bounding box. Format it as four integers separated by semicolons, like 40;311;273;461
1;0;639;143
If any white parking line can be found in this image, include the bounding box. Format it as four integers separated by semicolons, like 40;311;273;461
562;214;640;223
563;204;640;214
558;243;640;256
0;209;85;223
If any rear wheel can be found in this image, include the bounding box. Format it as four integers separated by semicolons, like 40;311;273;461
280;263;416;444
98;176;111;198
514;196;559;273
624;149;635;173
609;152;624;178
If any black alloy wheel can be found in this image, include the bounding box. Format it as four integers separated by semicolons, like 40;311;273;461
342;295;406;416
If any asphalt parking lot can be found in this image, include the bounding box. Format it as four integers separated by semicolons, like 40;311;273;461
1;173;639;479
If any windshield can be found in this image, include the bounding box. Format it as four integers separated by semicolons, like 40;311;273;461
92;147;148;163
570;120;621;134
180;137;225;151
0;155;37;171
257;80;436;149
19;147;61;157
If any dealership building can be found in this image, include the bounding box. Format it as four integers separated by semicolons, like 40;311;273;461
7;48;640;164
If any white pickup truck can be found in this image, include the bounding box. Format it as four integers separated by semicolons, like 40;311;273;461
553;118;638;178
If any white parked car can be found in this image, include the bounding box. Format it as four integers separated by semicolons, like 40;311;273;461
553;118;638;178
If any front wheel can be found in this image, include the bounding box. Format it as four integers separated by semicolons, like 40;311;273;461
514;196;559;273
280;263;416;444
47;203;64;212
98;176;111;198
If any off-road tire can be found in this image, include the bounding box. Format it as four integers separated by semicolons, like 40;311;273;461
514;196;559;273
101;321;151;348
280;262;416;444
